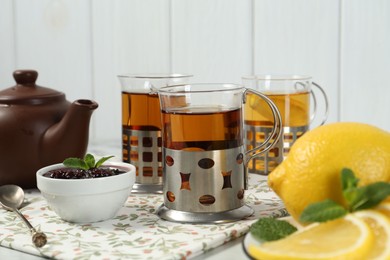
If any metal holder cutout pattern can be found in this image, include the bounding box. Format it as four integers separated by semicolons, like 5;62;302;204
123;128;163;193
157;146;254;223
245;125;308;175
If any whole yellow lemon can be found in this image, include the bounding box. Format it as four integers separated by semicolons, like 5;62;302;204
268;122;390;222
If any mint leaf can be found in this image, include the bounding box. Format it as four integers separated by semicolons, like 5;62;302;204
63;157;89;170
344;186;368;211
342;168;365;210
63;154;115;170
95;156;114;168
341;169;390;211
341;168;359;190
250;217;297;242
299;199;348;223
300;169;390;224
84;153;95;169
352;182;390;211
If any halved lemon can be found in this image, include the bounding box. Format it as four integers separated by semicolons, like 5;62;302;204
354;210;390;260
248;214;374;260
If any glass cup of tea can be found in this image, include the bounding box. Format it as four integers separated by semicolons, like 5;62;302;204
242;75;329;175
156;83;282;223
118;74;192;194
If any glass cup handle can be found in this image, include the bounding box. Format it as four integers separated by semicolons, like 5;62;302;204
242;89;282;189
310;82;329;127
243;88;283;163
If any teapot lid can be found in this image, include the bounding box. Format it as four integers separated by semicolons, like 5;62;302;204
0;70;65;105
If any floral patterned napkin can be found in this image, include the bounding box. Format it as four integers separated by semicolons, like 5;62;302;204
0;174;285;260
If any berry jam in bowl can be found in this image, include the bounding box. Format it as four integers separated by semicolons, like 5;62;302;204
36;156;135;223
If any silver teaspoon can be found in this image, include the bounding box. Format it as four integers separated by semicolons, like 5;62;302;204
0;184;47;247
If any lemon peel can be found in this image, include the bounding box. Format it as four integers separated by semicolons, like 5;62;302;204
268;122;390;221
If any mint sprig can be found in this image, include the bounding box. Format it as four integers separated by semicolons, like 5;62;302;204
300;168;390;223
299;199;347;223
63;154;114;170
250;217;298;242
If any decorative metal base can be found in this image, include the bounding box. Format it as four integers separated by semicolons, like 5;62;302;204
123;128;163;187
131;183;163;194
156;204;254;224
245;125;308;175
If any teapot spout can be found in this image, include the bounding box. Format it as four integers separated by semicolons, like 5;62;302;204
41;99;98;164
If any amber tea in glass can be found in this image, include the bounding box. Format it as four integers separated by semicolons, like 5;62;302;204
121;92;161;163
243;75;328;175
118;74;192;194
156;83;282;224
162;107;242;151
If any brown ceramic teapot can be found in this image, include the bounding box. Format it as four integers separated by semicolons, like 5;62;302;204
0;70;98;188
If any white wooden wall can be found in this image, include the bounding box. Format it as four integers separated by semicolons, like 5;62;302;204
1;0;389;146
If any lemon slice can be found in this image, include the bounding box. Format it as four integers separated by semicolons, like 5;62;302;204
354;210;390;260
248;214;374;260
247;92;309;126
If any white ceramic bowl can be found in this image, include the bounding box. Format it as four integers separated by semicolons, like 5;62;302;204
36;161;135;223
